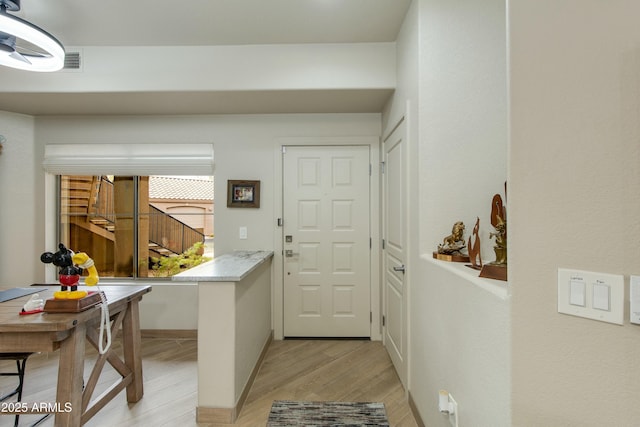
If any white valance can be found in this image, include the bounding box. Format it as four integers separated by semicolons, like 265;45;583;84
43;143;214;175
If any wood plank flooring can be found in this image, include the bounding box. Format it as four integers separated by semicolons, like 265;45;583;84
0;338;418;426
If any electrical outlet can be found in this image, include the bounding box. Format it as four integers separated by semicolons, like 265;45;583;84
448;393;458;427
439;390;459;427
438;390;449;412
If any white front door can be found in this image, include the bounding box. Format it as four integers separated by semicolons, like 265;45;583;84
383;119;408;386
283;145;371;337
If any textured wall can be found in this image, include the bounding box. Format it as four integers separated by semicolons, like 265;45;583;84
0;111;42;285
394;0;511;425
510;1;640;424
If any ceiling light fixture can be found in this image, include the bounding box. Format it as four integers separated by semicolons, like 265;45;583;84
0;0;64;72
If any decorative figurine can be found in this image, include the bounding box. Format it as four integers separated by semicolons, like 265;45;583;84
466;217;482;270
40;243;99;300
434;221;470;262
489;197;507;265
480;188;507;281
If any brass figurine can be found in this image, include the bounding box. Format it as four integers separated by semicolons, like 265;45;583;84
434;221;470;262
438;221;466;254
488;194;507;265
480;188;507;281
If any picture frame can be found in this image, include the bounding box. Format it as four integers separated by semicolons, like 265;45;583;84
227;180;260;208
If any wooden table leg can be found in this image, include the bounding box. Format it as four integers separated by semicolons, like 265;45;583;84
55;322;86;427
122;298;144;402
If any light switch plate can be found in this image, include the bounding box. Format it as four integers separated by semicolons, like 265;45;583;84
569;279;586;306
558;268;624;325
630;275;640;324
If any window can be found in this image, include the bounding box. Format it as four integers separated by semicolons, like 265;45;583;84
58;175;214;279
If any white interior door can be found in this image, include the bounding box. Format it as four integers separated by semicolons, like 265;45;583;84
383;119;407;386
283;145;371;337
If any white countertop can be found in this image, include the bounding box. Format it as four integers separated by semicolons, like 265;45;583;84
172;250;274;282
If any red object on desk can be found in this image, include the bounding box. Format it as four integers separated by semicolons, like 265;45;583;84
19;308;44;315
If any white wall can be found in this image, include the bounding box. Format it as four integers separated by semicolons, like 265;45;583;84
0;111;43;285
419;0;508;253
34;113;380;255
510;1;640;424
384;0;511;425
0;44;395;93
138;284;198;330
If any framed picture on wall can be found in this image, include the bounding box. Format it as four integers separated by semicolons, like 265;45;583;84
227;180;260;208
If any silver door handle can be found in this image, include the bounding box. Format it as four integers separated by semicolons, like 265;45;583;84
393;265;405;273
285;250;299;258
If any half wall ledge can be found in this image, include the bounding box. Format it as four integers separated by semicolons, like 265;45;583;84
422;254;509;300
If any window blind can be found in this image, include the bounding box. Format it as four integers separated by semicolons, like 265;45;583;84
42;143;214;175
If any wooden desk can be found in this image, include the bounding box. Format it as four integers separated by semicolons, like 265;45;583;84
0;285;151;426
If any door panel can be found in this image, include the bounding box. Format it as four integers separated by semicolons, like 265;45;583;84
383;120;407;387
283;145;371;337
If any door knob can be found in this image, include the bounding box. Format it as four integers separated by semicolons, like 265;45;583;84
393;265;405;273
285;250;299;258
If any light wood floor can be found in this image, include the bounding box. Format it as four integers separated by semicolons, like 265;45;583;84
0;338;418;427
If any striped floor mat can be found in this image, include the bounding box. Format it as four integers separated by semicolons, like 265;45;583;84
267;400;389;426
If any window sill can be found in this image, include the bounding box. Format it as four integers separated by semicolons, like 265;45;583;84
421;254;510;300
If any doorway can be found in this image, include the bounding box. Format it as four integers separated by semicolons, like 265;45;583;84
382;118;408;387
282;145;371;337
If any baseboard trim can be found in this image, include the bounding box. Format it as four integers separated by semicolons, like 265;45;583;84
408;391;426;427
140;329;197;339
196;331;273;424
195;406;236;424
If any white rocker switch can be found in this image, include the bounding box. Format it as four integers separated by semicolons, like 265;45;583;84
592;282;610;311
569;280;586;307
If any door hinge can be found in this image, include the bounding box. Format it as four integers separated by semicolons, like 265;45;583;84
382;315;386;326
277;218;283;227
381;161;385;174
382;239;385;250
369;164;372;176
370;312;373;323
370;238;372;249
282;146;287;154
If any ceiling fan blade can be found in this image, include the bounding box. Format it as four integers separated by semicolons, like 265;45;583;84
15;41;51;57
9;50;31;64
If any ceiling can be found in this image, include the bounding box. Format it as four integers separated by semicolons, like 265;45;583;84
0;0;412;115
